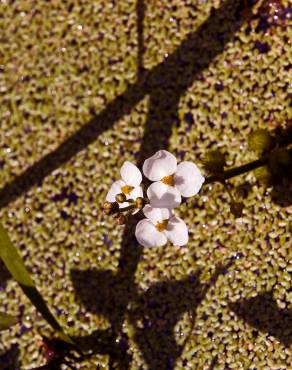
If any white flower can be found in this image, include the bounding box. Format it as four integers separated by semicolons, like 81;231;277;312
106;161;143;210
135;205;188;247
142;150;205;209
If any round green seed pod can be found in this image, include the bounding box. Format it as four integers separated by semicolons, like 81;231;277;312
202;150;226;174
248;129;273;155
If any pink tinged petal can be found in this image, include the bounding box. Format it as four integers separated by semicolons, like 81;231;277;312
120;161;142;186
174;161;205;197
106;180;125;202
165;216;188;246
128;186;143;201
135;219;167;247
143;204;172;223
142;150;177;181
147;181;181;209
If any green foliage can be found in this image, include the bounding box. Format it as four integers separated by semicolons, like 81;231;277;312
248;129;273;155
202;150;226;175
0;312;18;331
0;223;74;345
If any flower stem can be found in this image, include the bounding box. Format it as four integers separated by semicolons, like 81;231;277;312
204;146;292;184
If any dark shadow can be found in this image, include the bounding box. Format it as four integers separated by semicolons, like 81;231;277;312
229;291;292;347
136;0;146;78
209;355;218;370
72;262;233;370
0;344;20;370
0;0;255;209
0;261;11;290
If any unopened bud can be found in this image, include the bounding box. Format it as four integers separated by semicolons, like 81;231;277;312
103;201;113;210
254;166;272;186
115;193;127;203
115;214;127;225
135;197;146;209
248;129;272;155
202;150;226;174
102;201;119;215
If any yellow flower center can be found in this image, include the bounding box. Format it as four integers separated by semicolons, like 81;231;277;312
155;220;168;232
161;175;174;186
121;185;134;194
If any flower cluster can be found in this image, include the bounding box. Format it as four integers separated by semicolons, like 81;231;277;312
104;150;205;247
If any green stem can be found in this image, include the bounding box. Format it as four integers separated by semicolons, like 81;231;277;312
204;146;292;184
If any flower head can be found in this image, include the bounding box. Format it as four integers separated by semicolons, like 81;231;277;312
143;150;205;209
106;161;143;211
135;205;188;247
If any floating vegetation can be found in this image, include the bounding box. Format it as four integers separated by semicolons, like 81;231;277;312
0;0;291;368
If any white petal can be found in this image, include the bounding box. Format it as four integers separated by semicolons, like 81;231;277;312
128;186;143;201
147;182;181;209
143;204;172;223
120;161;142;186
106;180;125;202
142;150;177;181
165;216;188;246
135;219;167;247
174;161;205;197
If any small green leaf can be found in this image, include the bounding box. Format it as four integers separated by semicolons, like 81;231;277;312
248;129;272;155
0;223;74;345
202;150;226;174
0;312;18;331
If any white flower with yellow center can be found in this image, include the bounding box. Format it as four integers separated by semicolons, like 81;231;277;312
135;205;188;247
143;150;205;209
106;161;143;210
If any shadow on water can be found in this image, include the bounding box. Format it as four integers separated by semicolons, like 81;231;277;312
0;1;275;369
73;262;232;370
0;344;20;370
229;291;292;347
0;0;254;209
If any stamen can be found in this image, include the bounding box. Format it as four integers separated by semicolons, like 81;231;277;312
155;220;168;232
161;175;174;186
121;185;134;194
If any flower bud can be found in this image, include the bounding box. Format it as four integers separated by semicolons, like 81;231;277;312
103;201;113;210
115;193;127;203
202;150;226;174
135;197;146;209
248;129;272;155
254;166;272;186
115;214;127;225
102;201;119;215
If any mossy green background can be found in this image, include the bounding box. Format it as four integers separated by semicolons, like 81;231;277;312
0;0;291;368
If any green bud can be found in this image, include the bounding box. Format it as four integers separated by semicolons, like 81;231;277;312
103;201;113;210
254;166;272;186
202;150;226;174
230;202;244;218
135;197;146;209
115;193;127;203
248;129;272;155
